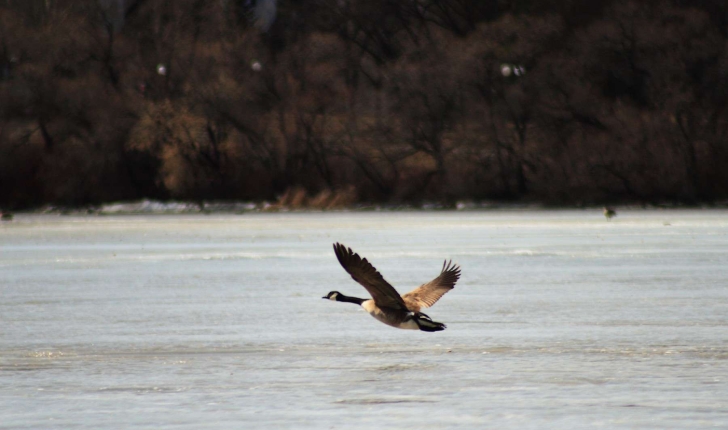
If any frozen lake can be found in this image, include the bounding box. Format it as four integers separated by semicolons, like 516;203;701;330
2;210;728;429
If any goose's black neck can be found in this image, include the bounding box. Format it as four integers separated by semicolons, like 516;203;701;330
338;294;365;305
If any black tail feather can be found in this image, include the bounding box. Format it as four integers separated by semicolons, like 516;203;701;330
413;312;446;332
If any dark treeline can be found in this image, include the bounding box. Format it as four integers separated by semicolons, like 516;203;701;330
2;0;728;209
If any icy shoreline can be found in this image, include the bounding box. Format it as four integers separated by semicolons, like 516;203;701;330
7;198;725;216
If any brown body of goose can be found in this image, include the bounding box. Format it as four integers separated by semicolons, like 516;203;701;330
323;243;460;332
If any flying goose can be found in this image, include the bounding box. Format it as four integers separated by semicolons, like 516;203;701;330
323;243;460;332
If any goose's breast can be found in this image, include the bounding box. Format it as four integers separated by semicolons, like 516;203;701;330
361;300;418;330
361;300;383;320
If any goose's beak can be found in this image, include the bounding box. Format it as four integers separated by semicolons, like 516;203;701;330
321;296;327;299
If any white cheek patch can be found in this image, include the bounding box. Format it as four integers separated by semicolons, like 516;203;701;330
329;293;339;301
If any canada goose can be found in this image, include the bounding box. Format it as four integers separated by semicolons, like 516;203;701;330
603;207;617;220
323;243;460;332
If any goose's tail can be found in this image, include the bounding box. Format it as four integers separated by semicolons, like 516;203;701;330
413;312;446;332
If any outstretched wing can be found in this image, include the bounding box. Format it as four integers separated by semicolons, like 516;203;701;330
333;243;407;310
402;260;460;312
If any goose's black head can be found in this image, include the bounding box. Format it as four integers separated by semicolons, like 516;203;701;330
322;291;342;301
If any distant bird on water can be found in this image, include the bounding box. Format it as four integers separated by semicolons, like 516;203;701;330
0;211;13;221
603;207;617;220
323;243;460;332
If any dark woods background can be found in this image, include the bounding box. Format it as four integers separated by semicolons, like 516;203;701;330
1;0;728;209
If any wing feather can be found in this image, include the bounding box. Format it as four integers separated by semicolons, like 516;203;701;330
333;243;407;310
402;260;460;312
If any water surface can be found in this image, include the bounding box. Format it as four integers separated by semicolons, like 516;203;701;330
2;210;728;428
